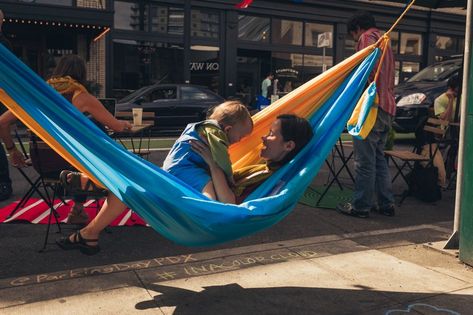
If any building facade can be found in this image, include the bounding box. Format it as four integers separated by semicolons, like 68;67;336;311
0;0;466;103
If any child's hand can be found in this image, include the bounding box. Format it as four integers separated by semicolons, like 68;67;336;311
190;140;216;168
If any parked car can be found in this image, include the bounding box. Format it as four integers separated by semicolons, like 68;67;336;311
116;84;225;133
393;57;462;133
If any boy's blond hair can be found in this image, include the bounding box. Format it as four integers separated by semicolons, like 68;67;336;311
209;101;252;127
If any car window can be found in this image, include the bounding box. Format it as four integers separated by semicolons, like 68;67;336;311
181;86;217;101
146;87;177;102
408;60;461;82
118;86;150;103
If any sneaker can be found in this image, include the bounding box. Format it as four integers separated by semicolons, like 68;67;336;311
0;182;12;202
336;202;370;218
372;205;395;217
66;204;89;225
380;205;395;216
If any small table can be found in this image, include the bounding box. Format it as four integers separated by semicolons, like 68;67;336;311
111;123;154;157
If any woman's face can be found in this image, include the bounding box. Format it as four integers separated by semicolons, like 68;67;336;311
260;119;294;161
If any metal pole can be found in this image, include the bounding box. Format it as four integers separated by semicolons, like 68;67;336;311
444;0;472;250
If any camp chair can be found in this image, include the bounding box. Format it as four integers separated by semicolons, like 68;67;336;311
316;137;355;206
8;131;106;252
7;129;50;220
385;117;449;205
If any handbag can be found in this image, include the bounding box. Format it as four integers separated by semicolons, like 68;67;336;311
407;162;442;202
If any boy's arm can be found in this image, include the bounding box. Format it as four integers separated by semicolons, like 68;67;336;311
191;139;236;204
200;125;233;180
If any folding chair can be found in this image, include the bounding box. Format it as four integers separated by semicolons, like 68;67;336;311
7;129;44;218
9;131;106;252
384;117;449;205
317;137;355;206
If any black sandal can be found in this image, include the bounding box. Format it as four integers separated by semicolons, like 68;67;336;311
56;231;101;256
60;170;106;195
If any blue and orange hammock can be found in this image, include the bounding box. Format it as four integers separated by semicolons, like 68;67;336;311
0;5;415;245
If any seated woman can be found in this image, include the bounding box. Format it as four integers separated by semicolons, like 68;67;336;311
0;54;132;224
56;114;313;255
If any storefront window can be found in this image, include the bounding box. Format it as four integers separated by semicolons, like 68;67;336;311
304;22;333;47
401;62;420;82
301;53;333;82
390;31;399;54
436;35;457;50
113;40;184;98
395;61;400;85
190;46;220;93
236;49;271;106
191;9;219;39
115;1;142;30
150;5;184;35
400;32;422;55
272;19;302;45
272;52;303;95
344;36;356;58
238;15;270;42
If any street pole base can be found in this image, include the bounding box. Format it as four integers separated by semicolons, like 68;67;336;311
444;231;459;250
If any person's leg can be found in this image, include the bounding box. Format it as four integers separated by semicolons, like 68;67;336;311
374;110;395;213
78;193;127;243
67;194;89;224
352;133;377;213
57;192;127;255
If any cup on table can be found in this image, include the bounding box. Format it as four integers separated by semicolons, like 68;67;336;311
132;108;143;125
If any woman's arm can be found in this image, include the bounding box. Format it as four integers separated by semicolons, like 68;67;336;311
73;92;132;132
0;110;26;167
190;140;236;204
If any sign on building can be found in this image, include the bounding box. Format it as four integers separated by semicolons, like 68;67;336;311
317;32;332;48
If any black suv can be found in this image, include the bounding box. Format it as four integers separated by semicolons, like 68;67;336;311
393;57;462;133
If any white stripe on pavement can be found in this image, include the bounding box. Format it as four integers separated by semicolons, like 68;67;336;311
31;201;66;224
118;210;132;226
4;199;45;223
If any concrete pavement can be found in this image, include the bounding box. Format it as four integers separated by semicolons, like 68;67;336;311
1;222;472;314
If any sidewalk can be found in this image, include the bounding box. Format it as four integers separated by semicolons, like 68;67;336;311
1;222;472;314
1;145;471;314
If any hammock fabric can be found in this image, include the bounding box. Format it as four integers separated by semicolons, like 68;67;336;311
0;43;382;246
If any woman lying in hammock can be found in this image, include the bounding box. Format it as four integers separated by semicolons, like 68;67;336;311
56;114;313;255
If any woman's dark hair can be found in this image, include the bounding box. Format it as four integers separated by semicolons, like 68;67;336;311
277;114;313;164
51;54;87;86
347;11;376;33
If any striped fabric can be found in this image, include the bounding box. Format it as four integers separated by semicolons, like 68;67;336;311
0;198;146;226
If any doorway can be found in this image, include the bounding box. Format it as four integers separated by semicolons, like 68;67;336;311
236;49;271;107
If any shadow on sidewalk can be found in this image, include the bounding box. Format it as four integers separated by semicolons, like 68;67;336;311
136;283;467;314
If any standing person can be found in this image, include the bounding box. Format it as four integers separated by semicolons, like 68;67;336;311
337;11;396;218
0;54;132;222
0;9;13;201
261;73;273;100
